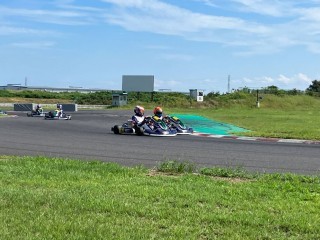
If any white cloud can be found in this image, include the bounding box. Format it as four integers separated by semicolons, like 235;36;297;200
295;73;312;84
261;77;275;84
10;41;55;49
192;0;217;7
1;0;320;56
0;6;82;18
0;24;59;37
295;7;320;22
242;77;254;84
155;78;182;90
276;74;312;86
2;0;320;54
0;6;95;26
102;0;270;36
239;73;313;90
97;0;320;55
278;74;292;84
231;0;287;17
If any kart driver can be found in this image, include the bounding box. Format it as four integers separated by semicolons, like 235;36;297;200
132;105;145;127
153;106;163;119
153;106;170;124
56;103;63;117
35;104;42;114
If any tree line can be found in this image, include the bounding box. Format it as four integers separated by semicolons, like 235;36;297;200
0;80;319;105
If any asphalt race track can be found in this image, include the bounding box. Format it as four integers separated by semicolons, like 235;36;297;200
1;110;319;175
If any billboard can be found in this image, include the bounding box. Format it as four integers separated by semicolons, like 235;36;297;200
122;75;154;92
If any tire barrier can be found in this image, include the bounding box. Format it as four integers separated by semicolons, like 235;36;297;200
13;103;78;112
13;103;33;111
59;104;78;112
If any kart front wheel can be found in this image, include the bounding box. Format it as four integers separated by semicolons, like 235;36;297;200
135;126;144;136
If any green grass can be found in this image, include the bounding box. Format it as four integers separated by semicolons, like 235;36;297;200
157;160;196;173
205;108;319;140
1;156;320;239
166;95;320;140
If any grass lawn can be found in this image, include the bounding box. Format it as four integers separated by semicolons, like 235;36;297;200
166;103;320;140
126;95;320;140
1;156;320;239
204;108;320;140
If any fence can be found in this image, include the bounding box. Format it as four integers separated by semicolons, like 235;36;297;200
0;103;108;111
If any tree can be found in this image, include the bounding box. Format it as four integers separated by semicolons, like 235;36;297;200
265;85;279;94
306;80;320;93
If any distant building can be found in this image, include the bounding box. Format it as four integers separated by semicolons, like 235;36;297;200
189;89;204;102
0;84;27;90
112;92;128;106
0;84;113;93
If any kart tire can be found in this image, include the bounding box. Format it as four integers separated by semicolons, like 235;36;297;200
135;126;144;136
113;125;121;134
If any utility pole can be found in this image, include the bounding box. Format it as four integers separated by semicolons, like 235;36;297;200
256;89;260;108
25;77;27;86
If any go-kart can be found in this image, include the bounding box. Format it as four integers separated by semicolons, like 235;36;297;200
27;109;46;117
0;110;7;115
164;115;193;135
44;110;71;120
111;116;177;137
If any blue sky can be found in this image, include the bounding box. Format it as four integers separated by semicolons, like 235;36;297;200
1;0;319;93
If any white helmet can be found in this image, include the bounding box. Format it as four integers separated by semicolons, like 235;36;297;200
134;105;145;117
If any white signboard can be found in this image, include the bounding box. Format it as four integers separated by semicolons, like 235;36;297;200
122;75;154;92
190;89;204;102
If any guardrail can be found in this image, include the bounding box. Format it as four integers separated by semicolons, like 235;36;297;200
0;103;14;107
0;103;109;110
77;105;109;109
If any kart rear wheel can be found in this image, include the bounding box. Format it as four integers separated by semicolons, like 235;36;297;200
113;125;121;134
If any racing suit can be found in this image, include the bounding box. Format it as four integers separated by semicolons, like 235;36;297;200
57;104;63;118
132;115;145;127
35;105;42;115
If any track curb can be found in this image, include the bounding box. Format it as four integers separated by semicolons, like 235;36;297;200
191;132;320;145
